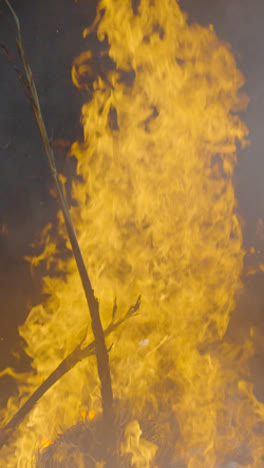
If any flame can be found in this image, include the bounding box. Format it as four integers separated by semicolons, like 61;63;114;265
2;0;264;466
121;420;158;468
80;410;97;421
40;438;53;451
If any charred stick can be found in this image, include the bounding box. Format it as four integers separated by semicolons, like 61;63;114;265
0;297;140;451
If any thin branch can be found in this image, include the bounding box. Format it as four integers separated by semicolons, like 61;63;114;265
0;297;140;451
2;0;116;456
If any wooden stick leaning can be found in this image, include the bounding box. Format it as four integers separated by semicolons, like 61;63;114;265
0;297;140;451
2;0;119;463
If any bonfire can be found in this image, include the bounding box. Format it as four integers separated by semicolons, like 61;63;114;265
1;0;264;467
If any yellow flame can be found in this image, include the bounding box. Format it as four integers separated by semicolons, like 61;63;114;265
121;420;158;467
2;0;264;467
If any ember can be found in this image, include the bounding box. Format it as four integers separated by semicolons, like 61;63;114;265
2;0;264;467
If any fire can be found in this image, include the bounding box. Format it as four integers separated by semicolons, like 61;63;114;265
40;439;53;451
80;410;97;421
2;0;264;466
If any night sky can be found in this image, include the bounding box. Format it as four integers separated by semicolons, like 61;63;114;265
1;0;264;412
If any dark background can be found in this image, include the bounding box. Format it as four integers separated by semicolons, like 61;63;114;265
0;0;264;408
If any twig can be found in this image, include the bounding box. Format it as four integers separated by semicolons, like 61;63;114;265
2;0;116;462
0;296;140;451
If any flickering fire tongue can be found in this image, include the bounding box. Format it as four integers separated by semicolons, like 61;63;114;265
2;0;264;466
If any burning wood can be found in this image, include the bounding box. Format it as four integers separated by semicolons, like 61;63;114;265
0;297;140;455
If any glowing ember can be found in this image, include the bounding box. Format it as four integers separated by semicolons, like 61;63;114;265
2;0;264;466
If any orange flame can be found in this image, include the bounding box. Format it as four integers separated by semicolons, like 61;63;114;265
2;0;264;467
40;438;53;451
80;409;97;421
